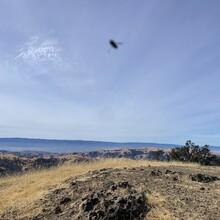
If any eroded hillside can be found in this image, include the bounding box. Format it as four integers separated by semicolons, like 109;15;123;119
0;147;170;176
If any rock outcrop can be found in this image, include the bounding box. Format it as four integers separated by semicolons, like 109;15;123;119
1;166;218;220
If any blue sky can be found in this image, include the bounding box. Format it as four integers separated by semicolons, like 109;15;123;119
0;0;220;146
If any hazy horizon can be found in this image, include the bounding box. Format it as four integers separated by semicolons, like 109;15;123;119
1;137;220;154
1;1;220;146
1;136;220;148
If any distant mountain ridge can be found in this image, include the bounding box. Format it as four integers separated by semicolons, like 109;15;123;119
0;137;179;153
0;137;219;154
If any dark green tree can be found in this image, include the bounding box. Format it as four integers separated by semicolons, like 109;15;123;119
199;145;214;165
169;140;217;165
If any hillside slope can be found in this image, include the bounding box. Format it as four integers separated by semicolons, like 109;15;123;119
0;148;169;176
0;154;93;176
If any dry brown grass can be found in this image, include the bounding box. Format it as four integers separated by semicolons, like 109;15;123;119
146;192;176;220
0;158;202;217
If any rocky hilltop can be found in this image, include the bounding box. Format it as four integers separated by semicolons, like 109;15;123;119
1;164;220;220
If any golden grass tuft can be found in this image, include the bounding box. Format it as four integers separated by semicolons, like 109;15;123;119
146;192;176;220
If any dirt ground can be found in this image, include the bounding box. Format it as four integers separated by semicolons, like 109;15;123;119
1;165;220;220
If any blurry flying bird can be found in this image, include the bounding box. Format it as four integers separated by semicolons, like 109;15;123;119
109;39;123;51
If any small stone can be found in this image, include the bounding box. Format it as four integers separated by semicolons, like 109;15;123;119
70;181;77;186
111;184;117;190
173;176;178;181
82;201;93;212
116;197;127;204
60;197;71;204
118;181;130;188
96;210;105;217
165;169;172;174
150;170;162;176
54;206;62;214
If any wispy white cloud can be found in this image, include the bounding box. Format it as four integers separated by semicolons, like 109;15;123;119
14;35;62;65
7;34;96;89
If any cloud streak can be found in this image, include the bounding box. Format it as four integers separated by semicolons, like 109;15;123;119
11;35;95;88
14;35;62;66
